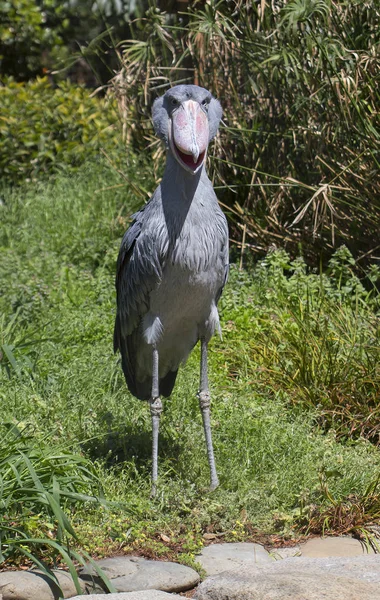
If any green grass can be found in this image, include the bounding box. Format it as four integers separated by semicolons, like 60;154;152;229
1;160;380;565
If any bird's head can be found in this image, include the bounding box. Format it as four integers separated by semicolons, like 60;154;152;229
152;85;222;175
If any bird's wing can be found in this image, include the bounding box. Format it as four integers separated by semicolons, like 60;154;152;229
216;260;229;305
215;212;229;305
113;199;166;398
113;202;163;351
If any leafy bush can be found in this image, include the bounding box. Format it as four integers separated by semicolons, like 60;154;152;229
111;0;380;264
0;77;120;184
0;0;67;80
0;0;137;82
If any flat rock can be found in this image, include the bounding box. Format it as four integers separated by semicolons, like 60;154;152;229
70;592;178;600
196;543;272;576
80;556;199;593
194;555;380;600
300;536;374;557
0;570;86;600
195;571;380;599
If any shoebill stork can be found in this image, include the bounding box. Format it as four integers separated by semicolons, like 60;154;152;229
114;84;229;496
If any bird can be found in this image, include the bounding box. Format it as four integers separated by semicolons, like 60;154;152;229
113;84;229;496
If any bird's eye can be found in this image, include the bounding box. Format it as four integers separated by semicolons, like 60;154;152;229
201;98;210;110
171;97;179;107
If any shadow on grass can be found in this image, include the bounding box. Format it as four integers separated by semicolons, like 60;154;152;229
83;426;182;470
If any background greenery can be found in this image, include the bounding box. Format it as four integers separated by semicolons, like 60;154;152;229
0;77;119;184
0;0;379;585
2;0;379;266
112;0;380;265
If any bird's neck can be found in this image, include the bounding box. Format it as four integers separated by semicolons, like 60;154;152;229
162;152;209;204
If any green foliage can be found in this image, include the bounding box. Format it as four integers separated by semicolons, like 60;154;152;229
219;249;380;442
296;468;380;545
0;77;120;184
0;423;100;543
1;163;380;559
0;422;113;591
0;0;140;82
113;0;380;263
0;0;67;80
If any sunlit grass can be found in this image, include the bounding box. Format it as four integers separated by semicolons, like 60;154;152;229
1;161;379;563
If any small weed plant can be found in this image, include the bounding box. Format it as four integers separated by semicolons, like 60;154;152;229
0;422;116;591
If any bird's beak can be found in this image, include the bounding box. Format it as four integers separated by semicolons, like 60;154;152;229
170;100;209;174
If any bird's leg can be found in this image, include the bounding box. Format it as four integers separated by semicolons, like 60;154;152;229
198;338;219;491
150;346;162;498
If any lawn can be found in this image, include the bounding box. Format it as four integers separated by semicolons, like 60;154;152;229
1;159;379;570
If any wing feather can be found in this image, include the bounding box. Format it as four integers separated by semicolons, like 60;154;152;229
113;199;164;397
215;209;229;305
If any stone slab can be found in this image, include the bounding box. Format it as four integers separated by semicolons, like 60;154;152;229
195;570;380;600
300;536;374;557
194;555;380;600
70;592;178;600
80;556;199;593
0;570;86;600
196;543;272;576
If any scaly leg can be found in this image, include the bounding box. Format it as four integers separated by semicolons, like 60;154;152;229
150;347;162;497
198;338;219;491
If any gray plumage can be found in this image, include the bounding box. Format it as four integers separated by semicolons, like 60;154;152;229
114;84;229;494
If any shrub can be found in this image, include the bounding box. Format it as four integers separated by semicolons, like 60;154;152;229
0;77;120;184
0;0;144;83
0;0;66;80
111;0;380;264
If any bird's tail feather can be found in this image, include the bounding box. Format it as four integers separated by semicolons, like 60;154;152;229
159;369;178;398
124;369;178;401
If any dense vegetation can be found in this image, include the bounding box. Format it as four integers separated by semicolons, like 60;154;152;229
113;0;380;264
0;0;379;589
0;0;136;81
0;77;119;184
2;0;379;264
